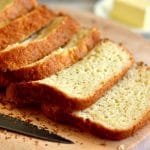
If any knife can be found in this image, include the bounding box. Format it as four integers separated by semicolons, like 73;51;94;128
0;113;73;144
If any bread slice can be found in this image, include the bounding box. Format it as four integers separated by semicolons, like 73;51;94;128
0;5;55;51
6;40;134;109
42;63;150;140
1;28;99;85
0;15;79;72
0;0;37;26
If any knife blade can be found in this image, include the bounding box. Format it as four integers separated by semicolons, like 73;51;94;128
0;113;73;144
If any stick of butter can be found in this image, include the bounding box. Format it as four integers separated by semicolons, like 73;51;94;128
110;0;150;29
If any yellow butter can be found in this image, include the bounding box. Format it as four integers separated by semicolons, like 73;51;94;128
110;0;150;29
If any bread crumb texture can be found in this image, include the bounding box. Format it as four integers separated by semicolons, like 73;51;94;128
75;64;150;130
39;40;132;99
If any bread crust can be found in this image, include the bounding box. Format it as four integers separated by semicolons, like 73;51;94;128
2;28;99;84
0;5;55;51
0;0;38;24
41;102;150;140
0;15;79;72
6;39;134;110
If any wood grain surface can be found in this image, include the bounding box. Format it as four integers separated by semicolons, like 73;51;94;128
0;9;150;150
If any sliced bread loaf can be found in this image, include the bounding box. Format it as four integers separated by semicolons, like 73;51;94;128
2;28;99;84
0;15;79;71
42;63;150;140
0;5;55;51
0;0;37;26
6;40;134;109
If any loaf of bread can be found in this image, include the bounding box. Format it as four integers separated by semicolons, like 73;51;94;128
0;15;79;72
0;2;149;142
6;40;134;109
0;5;55;51
1;28;99;85
0;0;37;26
42;63;150;140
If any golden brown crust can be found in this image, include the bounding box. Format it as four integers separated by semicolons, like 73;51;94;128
0;15;79;72
0;0;38;24
3;28;99;83
6;39;134;110
0;5;55;51
41;87;150;141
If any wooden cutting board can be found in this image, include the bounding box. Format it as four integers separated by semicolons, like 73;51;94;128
0;8;150;150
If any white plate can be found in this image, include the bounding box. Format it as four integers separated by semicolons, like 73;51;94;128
94;0;150;35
